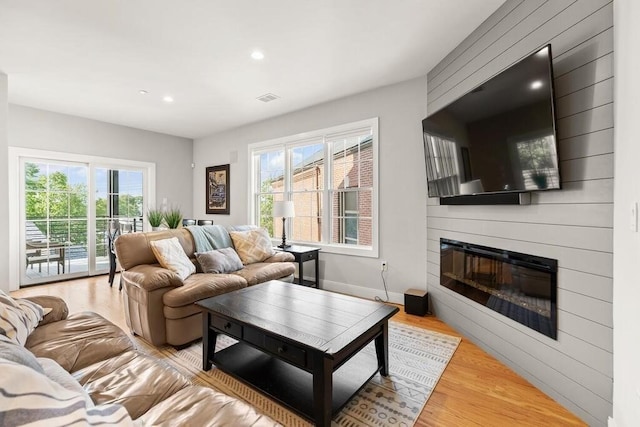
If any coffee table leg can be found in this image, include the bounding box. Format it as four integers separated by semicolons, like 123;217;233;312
312;353;333;427
202;312;217;371
375;322;389;376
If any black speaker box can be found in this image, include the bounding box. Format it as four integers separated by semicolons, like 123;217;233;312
404;289;428;316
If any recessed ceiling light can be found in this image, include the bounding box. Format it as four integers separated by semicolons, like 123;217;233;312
163;95;174;103
530;80;543;90
139;89;148;95
251;51;265;60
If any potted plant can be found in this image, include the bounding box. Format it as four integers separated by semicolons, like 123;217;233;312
164;206;183;229
530;171;549;189
147;209;164;231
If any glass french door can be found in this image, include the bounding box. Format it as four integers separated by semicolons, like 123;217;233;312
94;167;144;273
21;159;146;286
22;160;89;285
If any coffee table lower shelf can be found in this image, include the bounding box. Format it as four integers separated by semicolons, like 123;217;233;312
210;341;379;422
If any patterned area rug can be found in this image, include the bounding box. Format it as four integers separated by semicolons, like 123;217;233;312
135;321;460;427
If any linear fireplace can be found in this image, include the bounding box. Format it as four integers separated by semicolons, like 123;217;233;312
440;238;557;339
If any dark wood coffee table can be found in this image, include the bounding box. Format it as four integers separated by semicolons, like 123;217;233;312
196;280;398;427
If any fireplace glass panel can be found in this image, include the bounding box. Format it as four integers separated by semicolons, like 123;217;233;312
440;238;557;339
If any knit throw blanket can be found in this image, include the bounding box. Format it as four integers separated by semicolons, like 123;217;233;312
185;225;233;253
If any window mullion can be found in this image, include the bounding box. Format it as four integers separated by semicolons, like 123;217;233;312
322;137;331;245
284;145;293;241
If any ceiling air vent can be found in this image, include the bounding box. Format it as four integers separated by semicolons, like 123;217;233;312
256;93;280;103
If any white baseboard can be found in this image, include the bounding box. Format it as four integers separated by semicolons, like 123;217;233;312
608;416;616;427
319;278;405;304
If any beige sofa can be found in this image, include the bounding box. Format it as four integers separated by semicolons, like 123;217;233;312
1;295;278;426
115;226;295;347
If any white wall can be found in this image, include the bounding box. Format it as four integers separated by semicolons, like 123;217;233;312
612;1;640;426
193;77;428;301
0;74;9;292
8;105;194;216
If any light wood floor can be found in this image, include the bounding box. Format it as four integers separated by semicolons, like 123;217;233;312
12;276;586;426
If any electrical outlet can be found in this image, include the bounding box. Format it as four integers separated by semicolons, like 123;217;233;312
381;261;388;271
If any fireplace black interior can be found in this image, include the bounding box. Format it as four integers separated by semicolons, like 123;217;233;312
440;238;557;339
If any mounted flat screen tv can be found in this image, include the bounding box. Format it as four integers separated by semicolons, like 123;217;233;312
423;45;560;199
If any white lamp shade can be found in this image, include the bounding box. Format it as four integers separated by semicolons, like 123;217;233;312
272;201;295;218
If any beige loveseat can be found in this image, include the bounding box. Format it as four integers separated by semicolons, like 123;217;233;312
0;295;278;426
115;226;295;346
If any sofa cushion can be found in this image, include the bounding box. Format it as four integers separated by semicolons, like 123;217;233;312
25;312;134;373
0;289;45;345
232;262;296;286
22;295;69;325
74;350;191;419
196;247;243;274
122;264;184;291
140;386;280;427
150;237;196;280
72;350;139;386
264;251;296;263
115;228;194;270
0;358;135;426
163;273;247;309
229;228;275;264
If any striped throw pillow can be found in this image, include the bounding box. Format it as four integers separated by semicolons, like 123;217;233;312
0;290;45;346
0;359;135;426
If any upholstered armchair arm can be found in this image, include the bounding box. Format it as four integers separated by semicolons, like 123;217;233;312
22;295;69;325
121;264;184;292
263;252;295;263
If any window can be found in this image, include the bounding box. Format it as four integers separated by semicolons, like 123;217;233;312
9;147;155;289
423;134;460;196
250;118;378;257
339;191;359;245
21;161;148;286
514;134;559;190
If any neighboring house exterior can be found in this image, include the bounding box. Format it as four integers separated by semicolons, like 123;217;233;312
270;137;372;247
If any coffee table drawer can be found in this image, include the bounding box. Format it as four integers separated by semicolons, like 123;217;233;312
212;316;242;339
264;336;306;367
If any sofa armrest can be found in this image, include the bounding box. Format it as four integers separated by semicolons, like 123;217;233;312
263;252;295;263
121;264;184;292
22;295;69;326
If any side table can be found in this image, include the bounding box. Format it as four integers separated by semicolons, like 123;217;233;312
275;245;320;288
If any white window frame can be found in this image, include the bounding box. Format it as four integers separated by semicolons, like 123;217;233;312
248;118;379;258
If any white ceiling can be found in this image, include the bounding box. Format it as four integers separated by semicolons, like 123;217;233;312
0;0;504;139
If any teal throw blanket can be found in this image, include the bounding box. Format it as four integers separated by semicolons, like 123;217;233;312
186;225;233;253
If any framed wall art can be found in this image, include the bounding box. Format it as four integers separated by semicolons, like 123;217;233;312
206;164;230;214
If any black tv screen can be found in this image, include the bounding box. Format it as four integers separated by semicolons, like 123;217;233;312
423;45;560;198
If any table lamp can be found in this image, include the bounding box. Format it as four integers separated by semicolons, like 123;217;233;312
272;201;295;248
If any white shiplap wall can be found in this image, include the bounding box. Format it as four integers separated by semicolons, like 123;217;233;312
426;1;613;425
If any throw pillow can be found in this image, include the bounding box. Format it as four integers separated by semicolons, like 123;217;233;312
0;359;135;426
0;334;44;373
229;228;275;265
196;248;243;274
149;237;196;280
38;357;95;408
0;290;45;345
